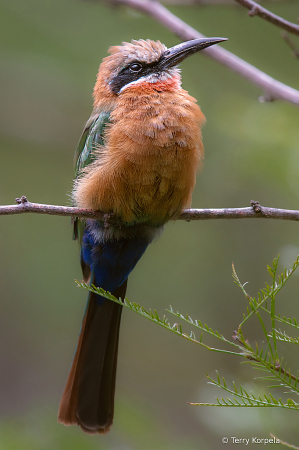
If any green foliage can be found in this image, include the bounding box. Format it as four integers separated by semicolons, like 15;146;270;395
190;371;299;410
78;254;299;419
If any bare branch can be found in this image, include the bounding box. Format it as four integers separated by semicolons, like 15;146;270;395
162;0;240;4
3;196;107;221
2;197;299;223
281;31;299;59
163;0;287;3
180;201;299;221
105;0;299;106
235;0;299;36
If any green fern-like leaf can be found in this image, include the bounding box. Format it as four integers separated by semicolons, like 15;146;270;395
191;372;299;409
76;281;241;356
269;329;299;345
76;254;299;415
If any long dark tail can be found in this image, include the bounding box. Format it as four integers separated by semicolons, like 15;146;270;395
58;280;127;434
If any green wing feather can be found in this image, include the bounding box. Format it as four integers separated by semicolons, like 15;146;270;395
74;112;111;176
73;111;111;245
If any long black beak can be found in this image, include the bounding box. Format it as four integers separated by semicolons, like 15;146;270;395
159;37;227;69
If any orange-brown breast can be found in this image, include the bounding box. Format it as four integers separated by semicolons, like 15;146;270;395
74;80;205;225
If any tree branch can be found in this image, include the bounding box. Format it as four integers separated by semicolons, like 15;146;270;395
105;0;299;106
281;31;299;59
160;0;243;4
234;0;299;36
162;0;288;4
1;197;299;223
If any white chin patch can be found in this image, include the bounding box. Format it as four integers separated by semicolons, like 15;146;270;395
119;68;180;93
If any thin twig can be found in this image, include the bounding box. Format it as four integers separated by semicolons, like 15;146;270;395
270;434;299;449
275;361;299;382
235;0;299;36
233;332;299;382
1;197;299;223
3;196;107;221
105;0;299;105
162;0;241;4
163;0;286;3
281;31;299;58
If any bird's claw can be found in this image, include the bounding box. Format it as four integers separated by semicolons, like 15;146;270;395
103;213;123;229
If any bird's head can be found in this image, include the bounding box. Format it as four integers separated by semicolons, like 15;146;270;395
93;38;227;108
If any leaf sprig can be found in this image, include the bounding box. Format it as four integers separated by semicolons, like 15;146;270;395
77;255;299;413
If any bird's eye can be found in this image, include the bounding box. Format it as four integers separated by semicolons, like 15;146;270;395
129;63;143;73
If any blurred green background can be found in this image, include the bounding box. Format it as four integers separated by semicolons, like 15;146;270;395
1;0;299;448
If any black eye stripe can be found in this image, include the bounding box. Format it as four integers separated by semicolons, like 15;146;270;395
110;59;163;94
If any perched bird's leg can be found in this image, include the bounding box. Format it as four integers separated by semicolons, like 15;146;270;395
103;212;123;229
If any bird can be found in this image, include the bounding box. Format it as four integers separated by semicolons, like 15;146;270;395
58;37;227;434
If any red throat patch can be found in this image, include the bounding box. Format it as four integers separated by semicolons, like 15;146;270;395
124;74;181;94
